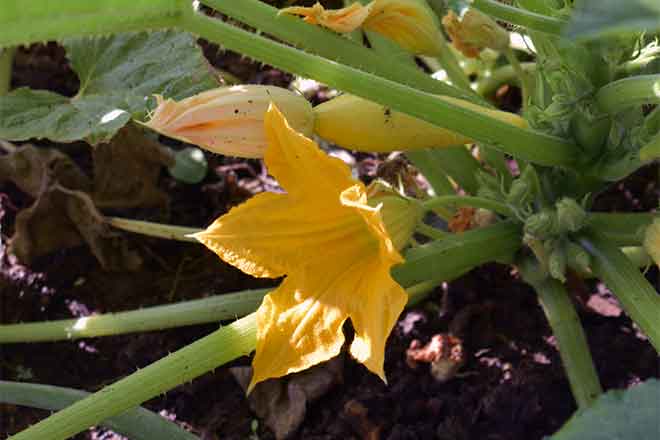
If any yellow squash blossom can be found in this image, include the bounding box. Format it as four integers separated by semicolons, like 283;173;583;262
194;104;408;391
141;85;314;158
442;9;509;58
281;0;443;56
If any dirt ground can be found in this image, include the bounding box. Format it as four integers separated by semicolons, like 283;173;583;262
1;9;658;440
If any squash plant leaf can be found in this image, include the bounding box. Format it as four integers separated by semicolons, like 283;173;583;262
551;379;660;440
564;0;660;41
0;31;218;145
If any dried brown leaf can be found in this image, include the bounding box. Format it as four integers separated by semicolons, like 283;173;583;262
231;356;343;440
0;144;90;197
9;184;141;271
92;124;173;209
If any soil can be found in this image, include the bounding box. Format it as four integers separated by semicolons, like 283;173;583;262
1;7;659;440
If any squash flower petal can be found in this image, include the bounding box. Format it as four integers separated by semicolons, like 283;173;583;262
281;0;443;56
140;85;314;158
194;104;407;392
442;9;510;58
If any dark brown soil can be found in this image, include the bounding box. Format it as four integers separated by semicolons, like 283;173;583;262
1;11;659;440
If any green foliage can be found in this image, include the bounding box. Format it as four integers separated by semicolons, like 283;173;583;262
565;0;660;40
0;381;199;440
0;31;217;144
551;379;660;440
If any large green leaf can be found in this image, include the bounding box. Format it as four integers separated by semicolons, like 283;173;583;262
551;379;660;440
565;0;660;41
0;31;217;145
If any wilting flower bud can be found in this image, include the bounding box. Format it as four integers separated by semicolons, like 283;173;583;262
281;0;444;56
367;180;423;250
141;85;314;158
313;93;527;152
442;9;509;58
643;218;660;267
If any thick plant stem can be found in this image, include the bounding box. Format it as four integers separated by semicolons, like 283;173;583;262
580;232;660;352
357;4;474;95
180;9;580;167
476;62;537;97
529;278;603;408
0;0;181;48
472;0;566;34
588;213;654;247
596;74;660;112
394;221;521;286
423;195;513;217
0;381;198;440
8;313;258;440
0;47;15;95
0;278;438;343
201;0;478;102
0;288;268;343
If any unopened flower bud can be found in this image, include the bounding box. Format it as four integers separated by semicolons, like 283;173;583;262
524;210;558;239
313;93;527;152
556;198;586;233
367;180;423;250
281;0;444;56
643;218;660;267
141;85;314;158
442;9;509;58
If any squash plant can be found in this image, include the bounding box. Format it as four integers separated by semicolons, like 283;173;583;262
0;0;658;439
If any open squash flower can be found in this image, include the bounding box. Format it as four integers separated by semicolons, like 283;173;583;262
141;85;314;158
442;9;509;58
281;0;443;56
193;103;409;391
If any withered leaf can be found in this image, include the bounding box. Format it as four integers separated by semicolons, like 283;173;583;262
231;356;343;440
0;144;90;197
92;124;173;209
9;184;141;271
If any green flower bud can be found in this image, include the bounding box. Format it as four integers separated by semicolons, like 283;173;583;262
524;210;558;239
506;166;539;207
556;197;587;233
506;178;531;206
